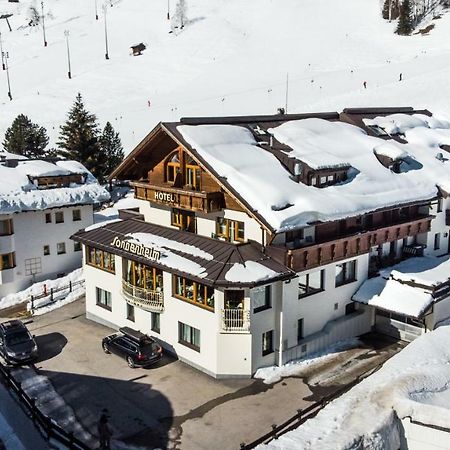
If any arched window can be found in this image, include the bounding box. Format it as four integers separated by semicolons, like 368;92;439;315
166;151;181;183
185;155;201;190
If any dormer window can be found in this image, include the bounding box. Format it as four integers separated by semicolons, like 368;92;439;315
308;170;347;188
166;152;181;183
367;125;389;137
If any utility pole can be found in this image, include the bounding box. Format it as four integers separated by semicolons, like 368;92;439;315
167;0;170;20
41;1;48;47
64;30;71;79
103;4;109;60
95;0;98;20
0;33;5;70
4;50;11;100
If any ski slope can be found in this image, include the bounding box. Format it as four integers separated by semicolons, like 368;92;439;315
0;0;449;154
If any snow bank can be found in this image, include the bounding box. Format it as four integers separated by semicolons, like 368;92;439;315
178;115;450;231
0;268;84;311
254;338;360;384
0;159;109;214
260;325;450;450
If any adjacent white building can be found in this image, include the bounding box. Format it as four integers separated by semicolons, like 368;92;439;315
0;152;109;298
73;107;450;378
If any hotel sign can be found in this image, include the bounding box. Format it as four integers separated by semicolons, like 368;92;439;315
154;191;176;203
111;237;161;261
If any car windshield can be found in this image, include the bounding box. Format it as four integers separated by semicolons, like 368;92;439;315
5;331;31;346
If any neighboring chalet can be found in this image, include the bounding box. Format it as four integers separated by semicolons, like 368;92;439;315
0;153;109;298
72;107;450;377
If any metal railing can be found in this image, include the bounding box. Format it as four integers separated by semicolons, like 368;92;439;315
0;362;91;450
121;279;164;312
221;308;250;333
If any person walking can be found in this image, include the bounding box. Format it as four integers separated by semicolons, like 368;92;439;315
399;73;403;81
97;411;112;450
363;81;367;89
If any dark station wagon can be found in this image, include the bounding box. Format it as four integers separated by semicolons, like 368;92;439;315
0;320;38;365
102;327;163;368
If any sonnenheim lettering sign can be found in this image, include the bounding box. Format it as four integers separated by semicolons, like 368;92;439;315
111;237;161;261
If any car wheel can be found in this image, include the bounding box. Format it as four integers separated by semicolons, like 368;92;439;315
127;356;136;368
102;343;111;354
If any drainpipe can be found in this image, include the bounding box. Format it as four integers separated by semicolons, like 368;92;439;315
278;297;284;367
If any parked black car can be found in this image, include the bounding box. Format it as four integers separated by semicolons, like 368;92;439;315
102;327;162;368
0;320;38;365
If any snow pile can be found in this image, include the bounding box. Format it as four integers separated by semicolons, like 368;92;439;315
0;159;110;214
260;325;450;450
354;256;450;318
178;115;450;231
373;143;408;160
225;261;278;283
126;232;208;277
93;187;141;224
254;338;360;384
0;268;84;312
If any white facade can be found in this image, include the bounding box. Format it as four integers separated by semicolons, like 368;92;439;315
0;205;93;298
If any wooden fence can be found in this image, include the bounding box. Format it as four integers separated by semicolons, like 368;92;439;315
0;362;92;449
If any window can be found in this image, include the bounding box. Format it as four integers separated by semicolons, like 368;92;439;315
0;252;15;270
0;219;13;236
185;156;201;190
74;242;82;252
55;212;64;223
335;260;357;287
434;233;441;250
334;302;339;310
178;322;200;352
253;285;271;313
297;318;304;344
262;330;274;356
87;246;116;273
96;287;112;311
320;176;327;184
72;209;81;221
310;176;317;186
216;218;245;242
151;312;160;333
173;275;214;311
123;259;163;290
57;242;66;255
171;208;196;233
45;213;52;224
298;269;324;298
166;152;181;183
127;303;135;322
43;245;50;256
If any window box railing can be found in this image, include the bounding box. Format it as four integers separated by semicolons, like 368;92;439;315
121;280;164;312
221;308;251;333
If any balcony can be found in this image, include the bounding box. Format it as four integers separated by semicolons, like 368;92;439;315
122;280;164;312
132;181;224;213
266;215;433;272
221;308;251;333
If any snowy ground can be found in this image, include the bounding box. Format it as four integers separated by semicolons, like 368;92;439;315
0;0;449;155
259;324;450;450
0;267;84;313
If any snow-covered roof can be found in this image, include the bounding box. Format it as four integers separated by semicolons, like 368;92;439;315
177;113;450;232
0;159;109;214
353;256;450;318
260;324;450;450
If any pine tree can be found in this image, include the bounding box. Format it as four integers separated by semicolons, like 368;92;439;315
99;121;124;179
3;114;49;158
396;0;414;35
57;93;104;180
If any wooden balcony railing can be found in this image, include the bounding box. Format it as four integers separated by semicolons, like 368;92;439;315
221;308;251;333
132;181;224;213
266;215;433;272
122;279;164;312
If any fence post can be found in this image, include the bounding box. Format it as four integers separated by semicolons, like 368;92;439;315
50;288;54;301
69;281;72;293
30;295;34;313
271;424;278;439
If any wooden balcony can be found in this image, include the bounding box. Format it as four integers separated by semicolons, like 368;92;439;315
132;181;224;213
122;280;164;312
266;215;433;272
